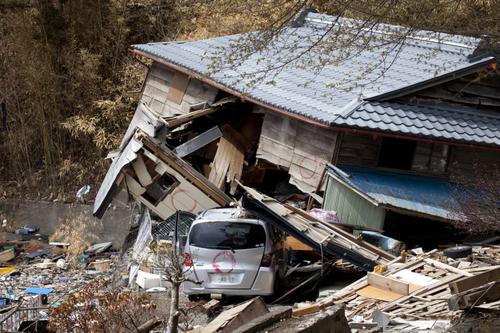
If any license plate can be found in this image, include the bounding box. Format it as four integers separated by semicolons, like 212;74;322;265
210;273;239;284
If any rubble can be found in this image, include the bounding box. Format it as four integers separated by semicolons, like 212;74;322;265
0;227;119;332
290;246;500;331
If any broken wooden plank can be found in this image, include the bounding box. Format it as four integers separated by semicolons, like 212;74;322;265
293;304;321;317
367;272;410;295
425;258;473;277
202;299;222;316
448;281;500;310
357;285;404;302
162;96;237;128
209;136;244;192
449;266;500;294
0;249;15;263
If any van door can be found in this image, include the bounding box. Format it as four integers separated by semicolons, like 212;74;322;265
188;221;266;289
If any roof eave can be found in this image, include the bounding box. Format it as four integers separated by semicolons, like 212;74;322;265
130;48;331;129
332;124;500;152
366;56;497;102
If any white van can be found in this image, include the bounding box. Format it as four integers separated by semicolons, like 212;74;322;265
183;208;287;298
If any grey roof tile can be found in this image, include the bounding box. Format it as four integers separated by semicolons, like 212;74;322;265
132;12;482;125
336;101;500;146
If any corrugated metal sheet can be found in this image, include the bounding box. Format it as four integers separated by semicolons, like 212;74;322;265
132;12;483;125
323;176;385;231
326;164;461;221
336;101;500;146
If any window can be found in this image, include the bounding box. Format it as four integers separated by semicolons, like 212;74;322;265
411;142;449;174
189;222;266;250
141;173;178;205
378;137;416;170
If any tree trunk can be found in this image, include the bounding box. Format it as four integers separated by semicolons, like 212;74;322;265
165;281;180;333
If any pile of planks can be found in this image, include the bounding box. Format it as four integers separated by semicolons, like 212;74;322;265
295;246;500;326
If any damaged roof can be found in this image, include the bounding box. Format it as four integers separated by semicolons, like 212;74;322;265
336;101;500;146
132;12;490;125
327;165;461;221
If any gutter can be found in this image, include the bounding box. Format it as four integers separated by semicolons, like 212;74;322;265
131;48;331;129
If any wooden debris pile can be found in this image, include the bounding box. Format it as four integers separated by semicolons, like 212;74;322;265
295;246;500;328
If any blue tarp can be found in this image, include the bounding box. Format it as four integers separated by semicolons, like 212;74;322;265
327;165;461;220
24;287;54;295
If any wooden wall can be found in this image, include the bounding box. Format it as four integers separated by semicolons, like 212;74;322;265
336;132;379;167
449;146;500;179
140;62;218;117
336;131;500;179
256;109;338;193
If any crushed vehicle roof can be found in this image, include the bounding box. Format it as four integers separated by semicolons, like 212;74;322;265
132;12;489;126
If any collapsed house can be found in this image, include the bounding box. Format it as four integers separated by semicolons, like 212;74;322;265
94;12;500;246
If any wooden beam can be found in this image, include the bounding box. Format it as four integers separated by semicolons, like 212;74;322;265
162;106;219;128
425;259;473;277
418;88;500;107
292;304;321;317
449;266;500;295
367;272;410;295
161;96;237;128
141;136;232;206
446;81;500;100
448;281;500;310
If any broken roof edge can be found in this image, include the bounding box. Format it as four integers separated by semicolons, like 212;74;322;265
93;136;144;218
366;56;496;101
130;48;332;129
325;164;462;222
326;164;380;207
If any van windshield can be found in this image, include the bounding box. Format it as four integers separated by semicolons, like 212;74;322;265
189;222;266;250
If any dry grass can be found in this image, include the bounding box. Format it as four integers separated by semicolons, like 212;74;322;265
50;211;104;260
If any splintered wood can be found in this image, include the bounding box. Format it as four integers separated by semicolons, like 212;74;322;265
209;137;244;194
314;246;500;324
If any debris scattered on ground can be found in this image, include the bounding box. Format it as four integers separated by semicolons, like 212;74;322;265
289;246;500;332
0;226;120;332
